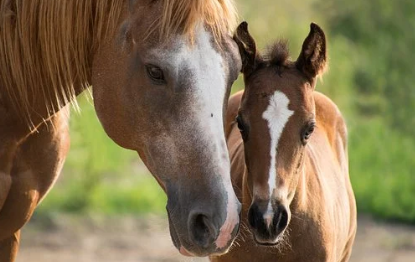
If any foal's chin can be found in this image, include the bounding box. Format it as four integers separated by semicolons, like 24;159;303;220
249;213;290;246
252;228;287;246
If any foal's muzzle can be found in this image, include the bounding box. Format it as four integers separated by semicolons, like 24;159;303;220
248;201;289;245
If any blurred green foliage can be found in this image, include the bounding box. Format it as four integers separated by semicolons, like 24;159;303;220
37;0;415;223
319;0;415;223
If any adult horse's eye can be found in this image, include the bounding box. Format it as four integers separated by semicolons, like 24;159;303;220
146;65;165;84
302;122;315;144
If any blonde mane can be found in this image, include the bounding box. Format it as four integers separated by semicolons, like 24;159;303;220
0;0;237;127
0;0;123;127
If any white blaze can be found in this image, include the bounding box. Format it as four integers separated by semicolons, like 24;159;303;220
262;91;294;211
151;26;239;249
188;26;239;250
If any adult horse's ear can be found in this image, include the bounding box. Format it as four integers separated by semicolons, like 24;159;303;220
296;23;327;81
233;21;259;76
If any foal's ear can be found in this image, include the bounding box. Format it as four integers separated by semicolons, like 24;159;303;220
296;23;327;81
233;22;259;76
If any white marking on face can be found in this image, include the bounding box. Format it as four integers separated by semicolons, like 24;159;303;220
264;201;274;228
151;26;239;249
185;26;239;250
262;91;294;207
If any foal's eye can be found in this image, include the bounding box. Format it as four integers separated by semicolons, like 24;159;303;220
236;115;248;140
146;65;165;84
236;115;245;132
302;122;316;144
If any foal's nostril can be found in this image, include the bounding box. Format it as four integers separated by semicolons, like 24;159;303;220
248;202;290;243
248;203;261;229
189;213;217;248
274;206;289;232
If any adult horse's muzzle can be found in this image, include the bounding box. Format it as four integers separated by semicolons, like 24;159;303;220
165;182;242;257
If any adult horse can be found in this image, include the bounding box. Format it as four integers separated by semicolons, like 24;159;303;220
0;1;242;260
212;22;356;261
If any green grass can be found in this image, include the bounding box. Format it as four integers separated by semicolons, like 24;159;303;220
36;172;166;215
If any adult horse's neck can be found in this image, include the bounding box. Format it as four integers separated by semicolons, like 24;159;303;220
0;0;124;130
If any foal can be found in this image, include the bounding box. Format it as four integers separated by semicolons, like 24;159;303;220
212;22;356;262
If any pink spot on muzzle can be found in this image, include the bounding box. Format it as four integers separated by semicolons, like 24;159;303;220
215;221;236;249
215;195;240;249
179;246;194;257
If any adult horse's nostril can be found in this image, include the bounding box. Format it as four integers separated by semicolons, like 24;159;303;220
189;213;217;248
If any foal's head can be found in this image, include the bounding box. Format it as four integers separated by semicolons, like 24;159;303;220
233;22;327;245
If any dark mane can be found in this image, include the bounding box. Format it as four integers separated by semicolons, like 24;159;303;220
263;40;290;67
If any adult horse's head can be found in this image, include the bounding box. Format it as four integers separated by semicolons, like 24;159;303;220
233;22;327;245
91;0;241;257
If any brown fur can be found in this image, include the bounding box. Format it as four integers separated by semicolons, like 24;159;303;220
0;108;70;262
212;23;356;262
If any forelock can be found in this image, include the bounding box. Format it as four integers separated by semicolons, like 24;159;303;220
264;40;290;67
159;0;238;44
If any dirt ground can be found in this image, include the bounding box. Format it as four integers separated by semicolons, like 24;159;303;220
16;214;415;262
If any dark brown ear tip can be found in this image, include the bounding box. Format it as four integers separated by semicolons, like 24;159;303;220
310;23;325;36
241;21;248;28
237;21;248;33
